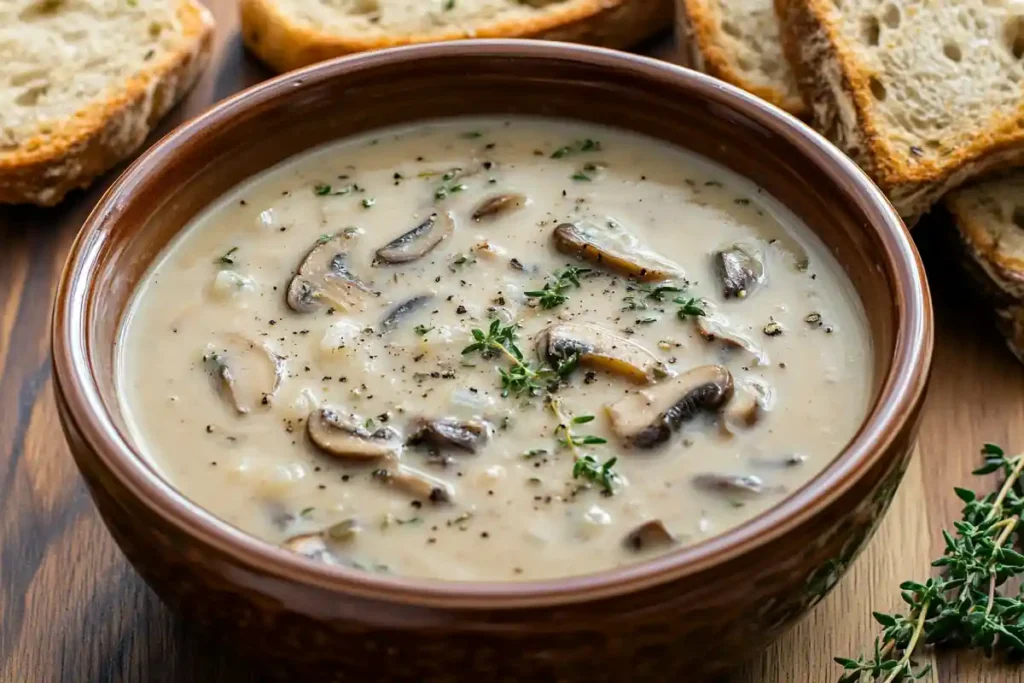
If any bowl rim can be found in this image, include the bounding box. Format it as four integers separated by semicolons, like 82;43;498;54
52;39;933;609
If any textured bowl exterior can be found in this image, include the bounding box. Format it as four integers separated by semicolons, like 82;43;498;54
52;41;933;681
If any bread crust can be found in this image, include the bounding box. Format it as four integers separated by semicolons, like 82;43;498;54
775;0;1024;225
0;0;214;207
677;0;806;117
240;0;673;74
945;183;1024;301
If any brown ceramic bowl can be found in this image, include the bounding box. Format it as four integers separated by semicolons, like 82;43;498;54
52;41;932;681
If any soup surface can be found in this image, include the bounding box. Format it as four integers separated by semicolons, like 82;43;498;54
119;118;872;581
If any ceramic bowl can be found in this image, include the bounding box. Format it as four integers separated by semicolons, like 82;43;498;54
52;40;932;681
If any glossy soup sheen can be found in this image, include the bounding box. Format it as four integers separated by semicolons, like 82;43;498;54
118;118;872;581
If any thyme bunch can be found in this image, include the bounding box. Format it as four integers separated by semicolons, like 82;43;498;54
836;444;1024;682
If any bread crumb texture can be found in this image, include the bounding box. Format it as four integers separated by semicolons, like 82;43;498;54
0;0;213;205
778;0;1024;223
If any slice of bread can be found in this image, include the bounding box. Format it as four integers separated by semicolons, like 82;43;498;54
0;0;214;206
945;172;1024;362
677;0;805;116
775;0;1024;225
240;0;674;74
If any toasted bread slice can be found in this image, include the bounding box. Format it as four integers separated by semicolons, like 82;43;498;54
677;0;805;116
945;172;1024;362
775;0;1024;225
240;0;674;74
0;0;214;206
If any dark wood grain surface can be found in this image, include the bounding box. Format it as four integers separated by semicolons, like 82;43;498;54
2;3;1023;681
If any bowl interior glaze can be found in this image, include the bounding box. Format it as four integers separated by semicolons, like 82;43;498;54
54;40;931;605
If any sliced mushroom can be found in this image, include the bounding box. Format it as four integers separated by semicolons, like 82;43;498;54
696;315;769;366
372;466;452;503
606;365;734;448
472;193;526;221
380;294;433;333
281;532;340;564
307;407;402;460
692;473;768;495
552;222;684;282
287;234;372;313
623;519;677;552
281;518;360;564
537;322;667;384
374;212;454;264
713;244;765;298
407;418;492;453
203;335;283;414
720;379;771;435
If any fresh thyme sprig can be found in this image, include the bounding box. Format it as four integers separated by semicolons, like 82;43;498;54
573;455;619;495
525;266;591;309
675;296;707;319
462;320;554;397
547;396;617;495
622;282;685;311
836;444;1024;682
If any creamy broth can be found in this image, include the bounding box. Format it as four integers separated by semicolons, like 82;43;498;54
118;118;872;581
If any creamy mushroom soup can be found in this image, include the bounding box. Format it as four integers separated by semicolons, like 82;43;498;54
118;118;872;581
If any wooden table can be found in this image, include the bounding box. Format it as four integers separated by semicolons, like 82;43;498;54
2;3;1023;681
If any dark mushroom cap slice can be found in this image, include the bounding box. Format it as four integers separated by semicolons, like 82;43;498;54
407;417;492;453
372;466;453;503
380;294;434;334
287;233;372;313
712;244;765;299
606;365;734;448
471;192;526;221
307;407;402;460
374;211;454;265
203;335;284;414
537;321;667;384
551;222;684;282
696;315;769;366
623;519;678;552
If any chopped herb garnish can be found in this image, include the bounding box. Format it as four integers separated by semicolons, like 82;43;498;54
461;131;483;139
571;171;593;182
413;324;434;336
675;296;707;319
522;448;549;459
805;312;823;326
434;168;468;200
452;253;475;266
217;246;239;265
361;197;375;209
551;139;602;158
572;455;619;494
314;183;362;196
763;321;784;336
637;317;658;325
316;233;332;245
524;266;591;309
299;507;315;518
443;0;454;8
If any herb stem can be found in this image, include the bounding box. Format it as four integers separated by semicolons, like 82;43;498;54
881;599;930;683
985;454;1024;522
547;395;580;460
